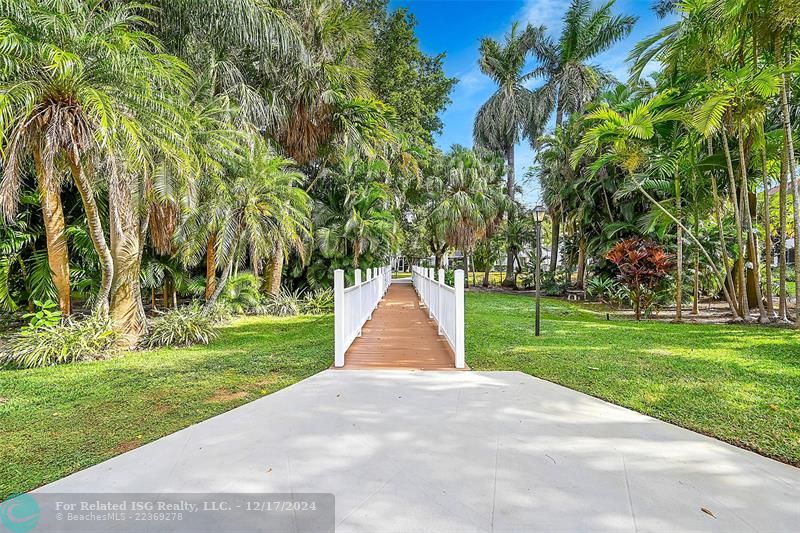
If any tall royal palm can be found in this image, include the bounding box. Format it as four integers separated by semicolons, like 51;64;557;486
474;22;545;287
534;0;636;128
531;0;635;274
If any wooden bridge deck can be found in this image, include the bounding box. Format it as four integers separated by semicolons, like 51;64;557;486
342;281;460;370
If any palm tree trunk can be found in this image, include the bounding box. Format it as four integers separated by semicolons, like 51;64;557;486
576;237;587;290
710;171;739;314
738;130;767;322
268;240;283;296
761;148;775;318
502;144;516;288
205;234;216;301
67;147;112;315
482;268;490;287
692;250;700;315
674;173;682;322
205;260;233;309
162;279;170;309
109;172;146;348
548;213;560;273
634;180;739;316
778;63;800;327
721;131;749;320
778;135;789;321
33;148;70;315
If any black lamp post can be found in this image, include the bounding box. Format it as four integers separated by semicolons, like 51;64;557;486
532;205;547;336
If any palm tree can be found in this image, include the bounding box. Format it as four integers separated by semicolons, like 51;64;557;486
269;0;397;167
183;138;311;307
529;0;635;270
574;90;739;316
150;0;302;130
315;180;398;270
692;65;783;323
535;119;583;274
430;147;504;286
0;0;189;325
474;22;546;286
533;0;636;128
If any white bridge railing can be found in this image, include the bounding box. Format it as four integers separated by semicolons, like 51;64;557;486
334;265;391;367
411;266;465;369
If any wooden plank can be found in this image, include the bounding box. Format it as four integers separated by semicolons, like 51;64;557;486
342;282;464;370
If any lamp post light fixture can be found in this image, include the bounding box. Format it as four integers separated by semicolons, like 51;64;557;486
532;205;547;336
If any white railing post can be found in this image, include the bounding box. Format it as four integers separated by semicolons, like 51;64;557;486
354;268;362;336
427;268;434;318
377;267;383;301
454;269;465;369
438;268;445;335
368;268;375;320
334;269;345;368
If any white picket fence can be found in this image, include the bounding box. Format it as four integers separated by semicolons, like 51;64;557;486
411;266;465;369
333;266;392;367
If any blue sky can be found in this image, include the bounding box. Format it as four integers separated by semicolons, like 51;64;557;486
387;0;672;205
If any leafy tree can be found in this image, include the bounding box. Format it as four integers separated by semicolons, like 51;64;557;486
370;8;457;148
474;22;546;287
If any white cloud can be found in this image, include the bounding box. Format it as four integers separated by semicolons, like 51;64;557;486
517;0;569;37
456;65;490;97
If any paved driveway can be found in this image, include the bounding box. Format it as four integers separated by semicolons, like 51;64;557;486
40;370;799;532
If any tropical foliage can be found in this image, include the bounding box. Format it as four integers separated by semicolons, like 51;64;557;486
0;0;456;358
527;0;800;326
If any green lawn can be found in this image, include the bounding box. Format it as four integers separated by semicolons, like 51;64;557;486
3;292;799;500
0;314;333;500
466;291;800;465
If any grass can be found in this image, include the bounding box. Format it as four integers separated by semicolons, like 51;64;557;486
467;271;507;286
3;291;799;499
0;314;333;500
466;291;800;465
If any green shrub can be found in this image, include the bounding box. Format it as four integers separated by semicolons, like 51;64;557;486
202;302;233;324
300;288;334;314
2;314;116;368
263;287;302;316
144;304;218;348
586;276;619;303
22;299;62;329
220;273;264;314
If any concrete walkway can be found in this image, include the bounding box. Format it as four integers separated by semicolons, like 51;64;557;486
344;280;456;369
39;371;799;532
